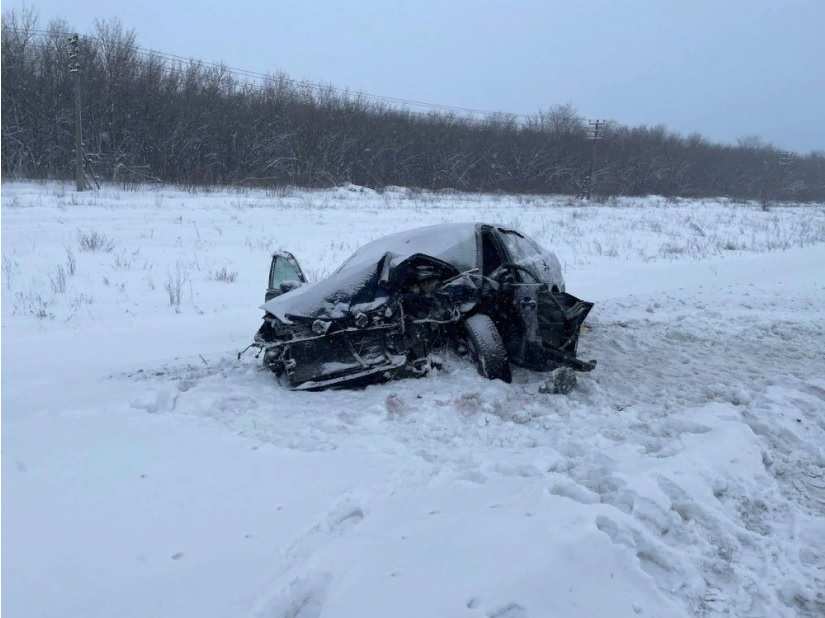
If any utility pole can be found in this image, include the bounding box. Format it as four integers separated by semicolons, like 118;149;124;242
581;119;607;200
68;34;89;191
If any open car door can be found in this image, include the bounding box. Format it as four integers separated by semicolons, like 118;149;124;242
266;251;307;301
492;229;595;372
503;272;595;372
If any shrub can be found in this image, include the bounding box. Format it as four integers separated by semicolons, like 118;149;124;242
2;256;14;289
165;264;188;311
78;230;115;253
49;265;67;294
65;248;77;275
211;267;238;283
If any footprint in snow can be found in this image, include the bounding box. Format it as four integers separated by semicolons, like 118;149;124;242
327;504;364;532
281;498;367;571
252;572;332;618
595;515;634;548
487;602;528;618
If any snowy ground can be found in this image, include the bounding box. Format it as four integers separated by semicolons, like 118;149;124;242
2;181;825;618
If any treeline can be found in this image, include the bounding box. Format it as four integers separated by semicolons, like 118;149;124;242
3;12;824;201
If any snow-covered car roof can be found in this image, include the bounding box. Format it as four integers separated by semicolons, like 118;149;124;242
262;223;479;322
337;223;479;273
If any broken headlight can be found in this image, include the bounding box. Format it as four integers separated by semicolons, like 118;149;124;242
354;312;369;328
312;319;331;335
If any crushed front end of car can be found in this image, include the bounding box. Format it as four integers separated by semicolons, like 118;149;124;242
246;252;465;390
241;222;597;391
255;311;410;391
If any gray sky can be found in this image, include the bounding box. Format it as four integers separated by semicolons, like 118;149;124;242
8;0;825;152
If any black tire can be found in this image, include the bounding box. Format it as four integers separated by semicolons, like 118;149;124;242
464;314;512;383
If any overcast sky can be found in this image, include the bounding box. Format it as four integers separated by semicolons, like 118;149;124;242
8;0;824;152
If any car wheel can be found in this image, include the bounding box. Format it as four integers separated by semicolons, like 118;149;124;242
464;313;512;383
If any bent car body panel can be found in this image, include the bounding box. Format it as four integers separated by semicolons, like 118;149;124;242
262;256;390;322
249;223;595;390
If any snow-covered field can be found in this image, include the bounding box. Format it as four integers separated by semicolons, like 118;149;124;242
3;181;825;618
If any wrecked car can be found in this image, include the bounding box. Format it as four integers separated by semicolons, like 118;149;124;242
242;223;595;391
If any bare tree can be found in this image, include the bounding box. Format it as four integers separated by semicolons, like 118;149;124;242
2;8;824;201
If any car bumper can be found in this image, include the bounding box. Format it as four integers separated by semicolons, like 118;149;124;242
290;354;408;391
260;323;408;390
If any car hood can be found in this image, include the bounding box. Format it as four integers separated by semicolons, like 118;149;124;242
261;252;459;323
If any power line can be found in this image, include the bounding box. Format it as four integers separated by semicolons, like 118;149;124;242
3;25;531;120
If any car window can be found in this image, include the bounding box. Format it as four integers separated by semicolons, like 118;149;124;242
527;238;564;290
499;229;541;280
499;230;537;263
270;256;303;288
498;229;563;288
